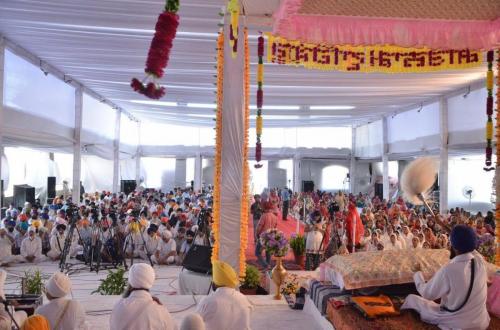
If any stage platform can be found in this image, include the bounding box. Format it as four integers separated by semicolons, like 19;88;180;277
2;261;327;330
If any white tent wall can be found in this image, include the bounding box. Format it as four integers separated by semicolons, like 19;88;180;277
81;155;114;192
448;87;494;150
81;93;116;159
120;113;139;156
387;103;440;154
299;159;350;192
355;120;383;159
141;157;176;191
448;155;495;213
3;49;75;149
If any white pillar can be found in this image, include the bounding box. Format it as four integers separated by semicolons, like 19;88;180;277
194;153;202;192
217;16;246;274
0;38;4;207
135;122;141;188
293;155;301;193
72;87;83;203
439;98;449;214
350;127;357;194
175;158;187;188
112;110;121;193
382;117;390;200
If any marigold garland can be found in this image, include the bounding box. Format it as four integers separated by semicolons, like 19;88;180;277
211;31;224;265
485;50;495;171
266;34;482;73
495;49;500;265
255;34;264;168
131;0;180;99
227;0;239;58
239;27;250;277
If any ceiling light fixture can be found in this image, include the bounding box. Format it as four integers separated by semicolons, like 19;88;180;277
309;105;355;110
186;103;217;109
130;100;178;107
249;105;301;110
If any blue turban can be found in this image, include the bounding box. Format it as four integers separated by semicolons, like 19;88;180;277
19;221;29;231
450;225;477;254
4;219;16;227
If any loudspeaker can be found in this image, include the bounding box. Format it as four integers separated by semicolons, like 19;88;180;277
120;180;137;195
182;244;212;274
47;177;56;200
302;181;314;193
13;184;35;209
374;183;383;199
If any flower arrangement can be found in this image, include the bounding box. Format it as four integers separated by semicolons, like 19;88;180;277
289;233;306;256
260;229;289;257
130;0;180;99
281;273;300;295
227;0;239;58
485;50;495;171
477;233;495;264
254;34;264;168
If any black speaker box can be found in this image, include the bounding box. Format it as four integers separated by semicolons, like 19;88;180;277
47;176;56;199
13;184;35;209
302;180;314;193
120;180;137;195
374;183;383;200
182;244;212;274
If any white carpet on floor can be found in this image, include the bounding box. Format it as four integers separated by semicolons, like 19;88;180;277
2;260;327;330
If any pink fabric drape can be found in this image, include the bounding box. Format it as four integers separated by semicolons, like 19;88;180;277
273;0;500;49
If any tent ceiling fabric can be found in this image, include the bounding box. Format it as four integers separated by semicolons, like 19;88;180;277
299;0;500;20
0;0;490;127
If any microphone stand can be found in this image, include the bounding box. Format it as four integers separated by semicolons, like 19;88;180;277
1;299;20;330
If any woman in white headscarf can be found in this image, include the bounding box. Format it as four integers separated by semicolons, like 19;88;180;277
110;263;177;330
0;270;28;329
35;272;88;330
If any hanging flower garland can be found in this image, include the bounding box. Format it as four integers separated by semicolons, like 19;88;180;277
254;34;264;169
495;49;500;265
131;0;180;99
211;30;224;265
485;50;495;171
227;0;239;58
239;27;250;277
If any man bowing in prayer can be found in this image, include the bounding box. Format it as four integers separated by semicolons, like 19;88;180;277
110;263;177;330
35;272;88;329
196;261;252;330
401;224;490;330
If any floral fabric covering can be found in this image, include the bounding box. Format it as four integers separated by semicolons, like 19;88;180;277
323;249;498;290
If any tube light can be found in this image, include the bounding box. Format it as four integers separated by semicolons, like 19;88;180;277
249;105;301;110
186;103;217;109
309;105;355;110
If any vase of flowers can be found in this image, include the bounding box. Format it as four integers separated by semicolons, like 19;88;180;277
260;229;289;299
290;233;306;269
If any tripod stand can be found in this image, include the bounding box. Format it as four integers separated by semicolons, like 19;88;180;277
88;221;126;273
59;205;80;272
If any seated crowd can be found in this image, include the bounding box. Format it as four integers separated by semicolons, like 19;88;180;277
252;188;496;270
0;187;214;267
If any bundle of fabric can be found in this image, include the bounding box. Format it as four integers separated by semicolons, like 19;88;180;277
309;279;346;314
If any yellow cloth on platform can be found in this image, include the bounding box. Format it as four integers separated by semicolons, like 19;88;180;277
22;315;50;330
212;261;239;288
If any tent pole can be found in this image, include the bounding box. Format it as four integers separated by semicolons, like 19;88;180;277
382;117;390;201
439;98;449;214
113;110;121;194
72;87;83;203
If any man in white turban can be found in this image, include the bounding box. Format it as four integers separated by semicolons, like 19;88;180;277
20;227;46;263
180;313;205;330
196;261;252;330
35;272;88;330
155;230;177;265
0;270;28;329
110;263;177;330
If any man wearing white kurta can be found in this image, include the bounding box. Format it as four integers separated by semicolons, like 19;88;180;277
35;272;88;330
110;263;177;330
196;260;252;330
47;224;67;260
0;228;23;265
402;225;490;330
20;227;46;263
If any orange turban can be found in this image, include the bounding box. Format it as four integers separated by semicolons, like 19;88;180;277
22;315;50;330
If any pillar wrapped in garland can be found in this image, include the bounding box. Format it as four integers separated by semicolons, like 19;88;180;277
495;49;500;265
211;4;250;278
